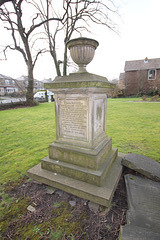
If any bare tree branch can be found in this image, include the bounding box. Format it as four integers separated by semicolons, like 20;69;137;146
0;0;12;7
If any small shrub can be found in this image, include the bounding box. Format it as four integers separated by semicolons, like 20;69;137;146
142;95;147;101
151;95;159;101
33;100;39;106
148;88;159;96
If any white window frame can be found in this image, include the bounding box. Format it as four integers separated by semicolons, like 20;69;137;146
6;87;14;93
148;69;156;80
5;80;10;85
0;87;4;92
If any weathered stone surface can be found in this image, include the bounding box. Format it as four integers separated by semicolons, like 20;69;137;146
55;189;64;197
41;149;117;187
69;200;76;207
46;187;56;195
27;155;123;207
122;153;160;182
44;72;114;89
88;201;100;212
49;137;112;170
120;174;160;240
54;91;109;149
120;225;160;240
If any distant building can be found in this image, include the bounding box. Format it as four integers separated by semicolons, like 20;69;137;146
0;74;45;96
124;57;160;96
118;73;125;90
16;75;44;92
0;74;23;96
41;78;53;84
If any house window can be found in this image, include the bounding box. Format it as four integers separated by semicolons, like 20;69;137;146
5;80;10;85
12;80;15;84
6;87;14;93
148;69;156;80
0;87;4;92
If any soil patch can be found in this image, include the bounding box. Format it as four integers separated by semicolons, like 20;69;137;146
0;168;141;239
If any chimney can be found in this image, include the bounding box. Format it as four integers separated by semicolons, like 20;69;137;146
144;57;148;63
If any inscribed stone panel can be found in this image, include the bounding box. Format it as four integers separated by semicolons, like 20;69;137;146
59;97;88;141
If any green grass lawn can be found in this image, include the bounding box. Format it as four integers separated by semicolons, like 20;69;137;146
0;99;160;186
0;99;160;237
107;98;160;162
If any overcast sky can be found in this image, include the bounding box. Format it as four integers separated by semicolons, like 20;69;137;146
0;0;160;81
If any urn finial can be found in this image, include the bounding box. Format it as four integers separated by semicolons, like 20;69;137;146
67;37;99;73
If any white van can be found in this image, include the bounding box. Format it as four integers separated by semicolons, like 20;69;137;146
34;90;54;101
34;91;46;99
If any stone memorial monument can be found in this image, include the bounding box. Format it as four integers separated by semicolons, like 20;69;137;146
28;37;123;208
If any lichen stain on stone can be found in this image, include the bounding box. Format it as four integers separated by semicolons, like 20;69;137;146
97;106;102;120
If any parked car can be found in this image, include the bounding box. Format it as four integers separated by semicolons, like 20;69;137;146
34;90;54;102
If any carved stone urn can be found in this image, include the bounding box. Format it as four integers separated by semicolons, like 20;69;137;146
67;37;99;73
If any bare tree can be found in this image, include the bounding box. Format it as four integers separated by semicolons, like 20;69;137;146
0;0;63;105
33;0;119;76
0;0;12;6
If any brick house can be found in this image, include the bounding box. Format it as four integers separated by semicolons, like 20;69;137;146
124;58;160;96
118;72;125;90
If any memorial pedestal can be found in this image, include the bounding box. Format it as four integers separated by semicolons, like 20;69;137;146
28;73;123;208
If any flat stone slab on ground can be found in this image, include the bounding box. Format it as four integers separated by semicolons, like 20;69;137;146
122;153;160;181
27;205;36;212
120;174;160;240
120;224;160;240
46;187;56;195
88;201;100;212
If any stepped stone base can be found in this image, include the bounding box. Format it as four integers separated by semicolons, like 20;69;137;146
49;136;112;170
28;154;123;207
42;148;117;187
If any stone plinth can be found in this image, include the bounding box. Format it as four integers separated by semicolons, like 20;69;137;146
28;72;123;208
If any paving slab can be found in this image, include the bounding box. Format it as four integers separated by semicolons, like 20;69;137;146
120;225;160;240
120;174;160;240
122;153;160;181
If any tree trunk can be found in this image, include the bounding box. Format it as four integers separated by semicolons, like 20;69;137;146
63;43;67;76
50;50;61;76
26;64;34;106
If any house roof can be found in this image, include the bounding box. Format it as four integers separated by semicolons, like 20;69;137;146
16;75;41;82
0;74;14;80
16;75;28;81
124;58;160;71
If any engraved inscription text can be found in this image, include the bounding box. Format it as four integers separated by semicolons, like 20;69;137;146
60;98;88;139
